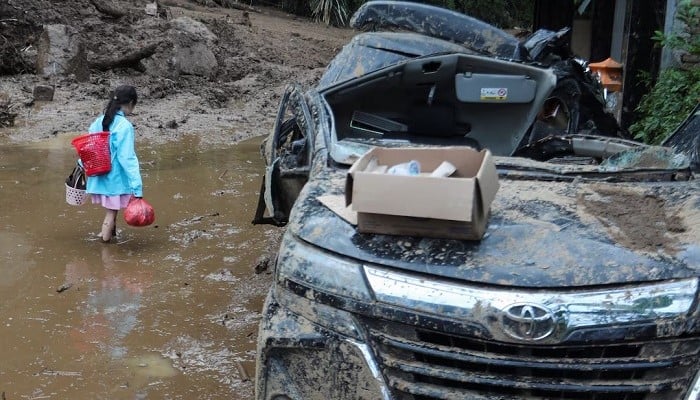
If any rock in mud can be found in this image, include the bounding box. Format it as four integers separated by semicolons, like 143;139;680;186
170;17;218;45
145;2;158;16
174;41;218;77
254;255;270;274
56;282;73;293
36;24;89;81
33;85;55;101
143;16;219;78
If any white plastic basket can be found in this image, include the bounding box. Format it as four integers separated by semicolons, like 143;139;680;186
65;183;88;206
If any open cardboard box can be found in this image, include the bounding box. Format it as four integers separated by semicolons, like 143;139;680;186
344;146;499;240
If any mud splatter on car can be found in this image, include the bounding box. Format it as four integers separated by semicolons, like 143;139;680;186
252;2;700;399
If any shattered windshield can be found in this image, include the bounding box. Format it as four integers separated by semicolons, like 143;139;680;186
599;146;690;172
330;135;692;178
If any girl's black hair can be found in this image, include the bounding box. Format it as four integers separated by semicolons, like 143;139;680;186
102;85;138;132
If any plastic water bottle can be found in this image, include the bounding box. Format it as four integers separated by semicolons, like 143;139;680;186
388;160;421;176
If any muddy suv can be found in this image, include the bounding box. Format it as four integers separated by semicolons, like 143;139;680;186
252;2;700;399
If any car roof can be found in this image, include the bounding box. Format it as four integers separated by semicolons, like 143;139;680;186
350;1;526;59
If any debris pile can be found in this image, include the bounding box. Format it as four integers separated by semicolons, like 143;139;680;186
0;0;351;142
0;93;17;127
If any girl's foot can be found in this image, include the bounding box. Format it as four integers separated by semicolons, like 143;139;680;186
101;209;118;243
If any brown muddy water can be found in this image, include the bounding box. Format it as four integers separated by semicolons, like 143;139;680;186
0;135;276;399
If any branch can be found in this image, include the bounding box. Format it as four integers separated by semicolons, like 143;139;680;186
89;42;161;70
214;0;261;13
89;0;127;18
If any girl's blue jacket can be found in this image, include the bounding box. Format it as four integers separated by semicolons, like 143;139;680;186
85;111;143;197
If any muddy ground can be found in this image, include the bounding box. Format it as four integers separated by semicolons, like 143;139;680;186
0;0;353;398
0;0;353;144
1;136;276;399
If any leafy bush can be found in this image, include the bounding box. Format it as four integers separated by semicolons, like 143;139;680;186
630;0;700;144
651;0;700;55
630;68;700;144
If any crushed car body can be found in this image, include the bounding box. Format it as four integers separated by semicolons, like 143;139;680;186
664;104;700;171
251;2;700;399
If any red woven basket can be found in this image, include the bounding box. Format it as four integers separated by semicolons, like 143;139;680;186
71;132;111;176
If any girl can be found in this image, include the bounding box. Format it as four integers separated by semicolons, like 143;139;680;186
87;85;143;242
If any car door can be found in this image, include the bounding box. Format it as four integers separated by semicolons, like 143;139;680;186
253;84;314;226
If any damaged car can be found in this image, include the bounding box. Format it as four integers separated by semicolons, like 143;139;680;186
251;2;700;399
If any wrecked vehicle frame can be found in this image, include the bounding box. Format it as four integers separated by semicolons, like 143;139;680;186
251;2;700;400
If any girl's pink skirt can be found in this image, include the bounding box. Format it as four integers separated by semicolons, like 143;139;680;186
91;194;131;210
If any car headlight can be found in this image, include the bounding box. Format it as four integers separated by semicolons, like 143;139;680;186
272;232;373;340
275;232;373;303
272;284;364;340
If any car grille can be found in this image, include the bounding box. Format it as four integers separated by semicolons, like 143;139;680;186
367;323;700;400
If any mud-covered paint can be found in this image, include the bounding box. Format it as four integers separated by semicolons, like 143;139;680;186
272;224;700;341
255;290;389;400
265;80;700;289
288;161;699;288
259;261;700;399
255;4;700;398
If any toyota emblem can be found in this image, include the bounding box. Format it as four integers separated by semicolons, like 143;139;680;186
501;303;556;341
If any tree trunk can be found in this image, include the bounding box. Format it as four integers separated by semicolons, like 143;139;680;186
89;42;161;71
89;0;126;18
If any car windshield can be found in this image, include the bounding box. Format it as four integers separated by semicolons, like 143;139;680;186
330;135;691;179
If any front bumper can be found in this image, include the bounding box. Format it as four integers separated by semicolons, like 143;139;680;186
256;283;700;400
255;288;390;400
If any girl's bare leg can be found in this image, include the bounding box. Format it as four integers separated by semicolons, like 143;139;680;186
101;209;118;242
113;211;118;238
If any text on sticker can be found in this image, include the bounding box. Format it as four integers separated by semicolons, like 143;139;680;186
480;87;508;101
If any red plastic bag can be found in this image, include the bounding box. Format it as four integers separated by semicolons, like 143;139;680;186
124;196;155;227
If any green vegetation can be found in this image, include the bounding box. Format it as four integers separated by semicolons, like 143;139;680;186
631;68;700;144
630;0;700;144
652;0;700;55
310;0;351;25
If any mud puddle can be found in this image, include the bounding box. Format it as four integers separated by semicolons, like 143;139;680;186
0;135;275;399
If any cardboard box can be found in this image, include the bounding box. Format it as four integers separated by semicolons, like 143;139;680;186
345;147;499;240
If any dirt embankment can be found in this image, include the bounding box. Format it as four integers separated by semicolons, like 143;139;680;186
0;0;352;144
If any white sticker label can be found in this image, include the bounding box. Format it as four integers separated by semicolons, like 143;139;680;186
481;87;508;100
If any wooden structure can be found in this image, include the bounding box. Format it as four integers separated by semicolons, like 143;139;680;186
533;0;668;129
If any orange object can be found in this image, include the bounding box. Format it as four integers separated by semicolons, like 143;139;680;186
589;57;623;92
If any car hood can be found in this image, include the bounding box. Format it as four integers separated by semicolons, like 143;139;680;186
289;168;700;288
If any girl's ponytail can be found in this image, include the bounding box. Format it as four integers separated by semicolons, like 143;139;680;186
102;97;119;131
